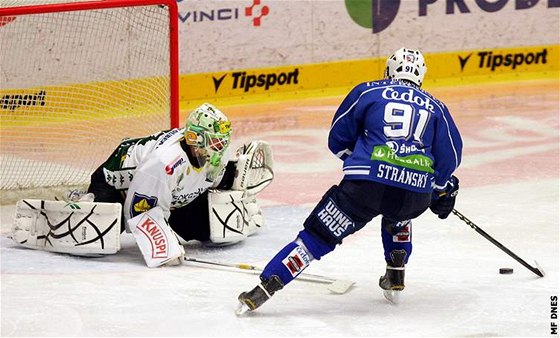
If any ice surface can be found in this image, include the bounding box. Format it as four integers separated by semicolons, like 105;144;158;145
1;81;559;337
1;182;557;337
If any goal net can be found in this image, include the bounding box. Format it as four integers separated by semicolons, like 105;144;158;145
0;0;179;204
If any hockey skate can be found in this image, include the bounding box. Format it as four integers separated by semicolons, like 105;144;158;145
236;275;284;315
379;249;407;304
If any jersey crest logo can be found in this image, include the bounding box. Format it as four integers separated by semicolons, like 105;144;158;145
131;193;158;217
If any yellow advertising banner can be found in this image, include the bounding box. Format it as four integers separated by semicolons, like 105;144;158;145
179;45;558;108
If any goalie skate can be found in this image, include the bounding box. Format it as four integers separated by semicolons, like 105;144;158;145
12;199;121;256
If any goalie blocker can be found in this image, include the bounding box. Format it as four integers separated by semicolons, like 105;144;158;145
207;190;264;245
207;140;273;244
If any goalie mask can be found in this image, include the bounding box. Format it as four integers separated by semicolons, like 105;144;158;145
384;48;427;87
184;103;232;172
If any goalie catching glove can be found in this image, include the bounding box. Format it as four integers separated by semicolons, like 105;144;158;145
231;140;274;195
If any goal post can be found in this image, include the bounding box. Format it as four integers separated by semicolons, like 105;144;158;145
0;0;179;204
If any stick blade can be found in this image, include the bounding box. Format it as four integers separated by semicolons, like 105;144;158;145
534;260;545;277
327;279;355;294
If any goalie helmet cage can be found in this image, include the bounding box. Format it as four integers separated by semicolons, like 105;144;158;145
0;0;179;204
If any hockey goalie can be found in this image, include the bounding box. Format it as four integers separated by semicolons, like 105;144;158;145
11;103;274;268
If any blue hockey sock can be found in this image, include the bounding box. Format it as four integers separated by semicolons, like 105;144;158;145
297;229;335;258
381;220;412;264
261;230;334;286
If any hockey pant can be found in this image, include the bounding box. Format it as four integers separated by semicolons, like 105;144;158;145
261;179;431;286
88;164;212;241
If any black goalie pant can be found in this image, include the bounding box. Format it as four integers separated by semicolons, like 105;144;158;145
88;164;210;241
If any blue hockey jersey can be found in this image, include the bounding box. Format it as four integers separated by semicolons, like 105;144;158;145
328;79;463;193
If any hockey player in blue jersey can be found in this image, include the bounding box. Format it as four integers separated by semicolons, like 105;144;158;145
236;48;463;313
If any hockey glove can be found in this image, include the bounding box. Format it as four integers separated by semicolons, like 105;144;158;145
430;176;459;219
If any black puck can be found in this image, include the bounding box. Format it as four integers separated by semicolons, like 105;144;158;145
499;268;514;274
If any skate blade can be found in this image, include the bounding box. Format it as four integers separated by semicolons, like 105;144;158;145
235;301;251;316
383;289;401;304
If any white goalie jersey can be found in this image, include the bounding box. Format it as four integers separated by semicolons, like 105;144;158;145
102;128;232;226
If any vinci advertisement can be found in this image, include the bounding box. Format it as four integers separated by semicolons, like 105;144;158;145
176;0;559;74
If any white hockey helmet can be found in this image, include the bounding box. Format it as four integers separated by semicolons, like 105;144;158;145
384;48;427;87
184;103;232;167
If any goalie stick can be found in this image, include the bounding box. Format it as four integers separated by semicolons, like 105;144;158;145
183;257;355;294
452;209;545;277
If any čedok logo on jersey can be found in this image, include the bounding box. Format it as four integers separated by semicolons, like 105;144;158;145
316;198;354;238
381;87;434;112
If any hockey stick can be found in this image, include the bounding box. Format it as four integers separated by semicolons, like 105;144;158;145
452;209;545;277
183;257;355;294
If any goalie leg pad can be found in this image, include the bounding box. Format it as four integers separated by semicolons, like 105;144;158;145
12;199;121;256
128;206;185;268
207;190;264;245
